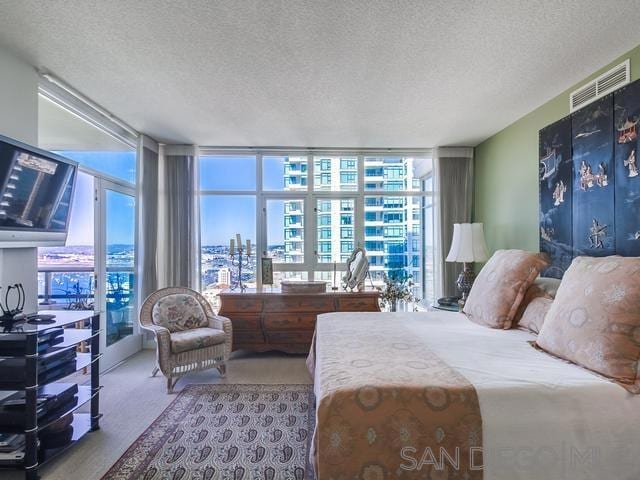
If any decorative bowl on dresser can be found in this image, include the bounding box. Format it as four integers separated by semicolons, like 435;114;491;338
218;289;381;353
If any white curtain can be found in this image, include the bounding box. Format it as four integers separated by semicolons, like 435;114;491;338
159;145;201;289
433;147;474;298
136;135;160;305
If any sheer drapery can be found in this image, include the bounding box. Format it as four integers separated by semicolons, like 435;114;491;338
137;135;160;303
161;145;200;289
433;147;474;298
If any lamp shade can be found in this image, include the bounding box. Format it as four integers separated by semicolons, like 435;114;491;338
446;223;489;263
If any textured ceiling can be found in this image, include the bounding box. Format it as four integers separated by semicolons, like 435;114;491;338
1;0;640;148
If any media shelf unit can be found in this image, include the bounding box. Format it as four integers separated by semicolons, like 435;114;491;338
0;310;101;480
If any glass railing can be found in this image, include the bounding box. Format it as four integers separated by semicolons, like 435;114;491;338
105;268;135;347
38;266;95;310
38;268;134;311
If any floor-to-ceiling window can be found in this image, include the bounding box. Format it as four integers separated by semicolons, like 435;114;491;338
37;92;140;369
199;150;434;307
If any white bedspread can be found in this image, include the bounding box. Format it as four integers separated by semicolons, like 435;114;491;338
315;311;640;480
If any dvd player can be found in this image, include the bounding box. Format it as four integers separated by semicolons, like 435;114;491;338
0;328;64;356
0;348;77;388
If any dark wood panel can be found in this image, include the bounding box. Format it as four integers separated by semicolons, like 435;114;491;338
266;330;314;344
233;330;265;344
219;297;263;313
263;313;316;330
228;314;261;330
262;296;336;313
337;296;380;311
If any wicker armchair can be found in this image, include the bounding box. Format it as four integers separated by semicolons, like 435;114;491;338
139;287;232;393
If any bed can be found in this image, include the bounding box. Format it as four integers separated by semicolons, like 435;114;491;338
307;311;640;479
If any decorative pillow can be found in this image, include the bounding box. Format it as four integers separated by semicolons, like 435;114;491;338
518;297;553;334
536;256;640;393
532;277;562;298
513;277;561;330
513;277;560;318
463;250;549;329
152;294;209;332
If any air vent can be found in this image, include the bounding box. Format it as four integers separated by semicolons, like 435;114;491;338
569;59;630;113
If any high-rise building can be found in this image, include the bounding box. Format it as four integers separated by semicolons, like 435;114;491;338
217;267;231;286
362;157;421;291
283;156;422;295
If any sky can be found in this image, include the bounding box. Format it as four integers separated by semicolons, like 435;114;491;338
61;152;136;246
199;156;287;245
65;154;286;246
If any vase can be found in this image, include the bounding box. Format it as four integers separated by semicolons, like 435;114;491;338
390;299;397;312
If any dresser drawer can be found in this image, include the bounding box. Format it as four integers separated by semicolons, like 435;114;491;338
219;296;263;313
266;330;314;344
337;296;380;311
263;313;316;330
229;314;261;330
263;296;335;313
233;330;265;344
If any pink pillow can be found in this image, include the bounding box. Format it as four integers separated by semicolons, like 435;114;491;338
536;256;640;393
518;297;553;334
463;250;549;329
513;278;560;333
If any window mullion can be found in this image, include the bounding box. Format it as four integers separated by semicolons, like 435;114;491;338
356;155;365;250
307;154;315;279
256;153;263;288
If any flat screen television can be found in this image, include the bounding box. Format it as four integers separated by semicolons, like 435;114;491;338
0;134;78;248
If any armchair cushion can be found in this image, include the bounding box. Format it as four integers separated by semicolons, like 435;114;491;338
152;294;209;332
170;327;227;354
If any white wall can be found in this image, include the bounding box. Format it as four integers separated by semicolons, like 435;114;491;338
0;47;39;314
0;48;38;144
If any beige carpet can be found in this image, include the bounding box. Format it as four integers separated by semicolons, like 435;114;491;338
4;349;312;480
101;384;314;479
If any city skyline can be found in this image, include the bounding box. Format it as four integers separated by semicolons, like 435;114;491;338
44;152;432;302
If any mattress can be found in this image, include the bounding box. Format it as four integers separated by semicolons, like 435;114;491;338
309;311;640;479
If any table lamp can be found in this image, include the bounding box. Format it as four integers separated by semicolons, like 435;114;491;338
446;223;489;301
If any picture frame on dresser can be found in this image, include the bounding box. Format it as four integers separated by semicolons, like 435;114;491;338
261;257;274;286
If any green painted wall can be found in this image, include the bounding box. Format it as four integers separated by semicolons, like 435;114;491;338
474;43;640;253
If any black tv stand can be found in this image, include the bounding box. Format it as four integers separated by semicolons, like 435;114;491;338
0;310;101;480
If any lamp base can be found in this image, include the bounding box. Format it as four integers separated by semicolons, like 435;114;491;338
437;296;461;308
456;263;476;300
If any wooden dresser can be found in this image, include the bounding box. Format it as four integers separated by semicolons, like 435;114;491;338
218;289;381;353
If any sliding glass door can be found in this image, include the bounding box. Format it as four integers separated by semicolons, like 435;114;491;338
95;179;140;370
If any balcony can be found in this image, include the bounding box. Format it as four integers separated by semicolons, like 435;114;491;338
364;204;385;211
284;204;304;214
38;266;94;309
38;266;135;347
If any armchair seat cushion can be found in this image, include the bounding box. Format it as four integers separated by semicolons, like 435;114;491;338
170;327;227;354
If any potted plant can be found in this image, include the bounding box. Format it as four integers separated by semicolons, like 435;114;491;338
379;270;417;312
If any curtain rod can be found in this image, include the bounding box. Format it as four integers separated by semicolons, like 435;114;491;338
198;146;433;154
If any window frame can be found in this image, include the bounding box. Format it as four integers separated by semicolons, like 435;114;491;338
198;149;433;296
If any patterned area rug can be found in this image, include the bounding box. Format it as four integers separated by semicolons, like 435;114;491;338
101;384;315;480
